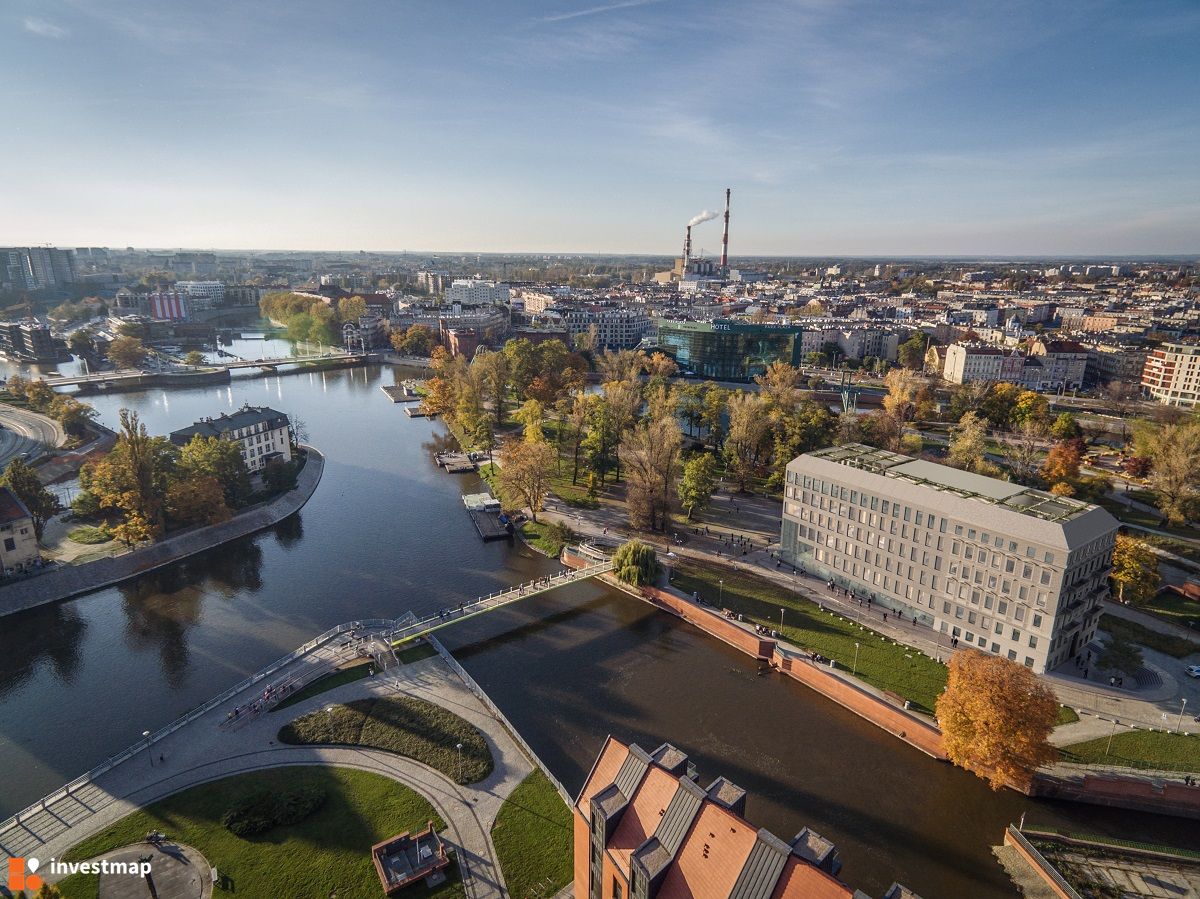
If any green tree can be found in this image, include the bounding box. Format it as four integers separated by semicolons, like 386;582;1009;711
166;474;231;527
679;453;718;520
184;350;206;366
1109;534;1160;604
81;409;176;538
1134;419;1200;525
948;411;989;473
68;329;94;355
50;395;98;438
612;540;657;586
178;434;253;508
1050;412;1082;442
286;312;314;342
513;398;546;443
897;333;927;370
108;336;148;369
1;458;62;540
502;338;539;400
337;295;367;322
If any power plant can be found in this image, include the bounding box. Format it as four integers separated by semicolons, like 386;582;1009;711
656;187;733;287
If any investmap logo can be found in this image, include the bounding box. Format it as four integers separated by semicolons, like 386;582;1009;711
8;855;151;890
7;856;43;892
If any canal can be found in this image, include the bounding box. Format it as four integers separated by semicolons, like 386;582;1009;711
0;358;1194;898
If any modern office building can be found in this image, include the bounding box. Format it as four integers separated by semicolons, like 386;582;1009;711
174;280;226;311
780;445;1118;673
575;736;913;899
170;404;292;472
1142;342;1200;407
655;320;803;381
0;247;76;291
0;320;70;363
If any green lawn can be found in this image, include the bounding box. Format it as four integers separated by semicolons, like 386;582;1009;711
1060;730;1200;773
278;696;494;784
396;641;439;664
1095;498;1200;542
1140;533;1200;565
1100;613;1200;658
1139;591;1200;628
490;770;573;899
670;561;948;714
270;660;375;713
520;519;574;558
1055;705;1080;726
61;767;459;899
67;525;112;545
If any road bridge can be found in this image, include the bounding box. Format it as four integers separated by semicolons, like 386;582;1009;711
40;352;368;387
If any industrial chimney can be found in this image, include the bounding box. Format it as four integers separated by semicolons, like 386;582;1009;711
720;187;731;271
684;225;692;268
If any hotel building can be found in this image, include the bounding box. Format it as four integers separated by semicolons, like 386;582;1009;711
780;445;1118;673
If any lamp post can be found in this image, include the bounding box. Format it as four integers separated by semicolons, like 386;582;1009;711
1106;717;1119;759
853;643;860;676
719;579;724;608
1177;698;1188;734
143;731;153;767
779;608;785;632
456;742;463;784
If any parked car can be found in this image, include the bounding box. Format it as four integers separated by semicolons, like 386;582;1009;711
1185;665;1200;678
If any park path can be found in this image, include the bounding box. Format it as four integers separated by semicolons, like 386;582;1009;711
3;650;533;899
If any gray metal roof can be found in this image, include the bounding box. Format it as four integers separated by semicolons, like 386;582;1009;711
728;830;792;899
613;744;652;801
654;777;706;856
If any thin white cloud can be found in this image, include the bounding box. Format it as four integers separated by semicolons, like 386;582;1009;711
540;0;662;24
23;17;68;39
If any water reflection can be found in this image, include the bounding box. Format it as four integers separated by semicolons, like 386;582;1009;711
272;512;304;550
0;605;87;699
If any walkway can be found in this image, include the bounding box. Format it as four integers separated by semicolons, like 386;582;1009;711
0;401;66;468
4;647;532;899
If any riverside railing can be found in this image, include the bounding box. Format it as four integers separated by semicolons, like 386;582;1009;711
428;634;573;806
1004;825;1083;899
0;616;401;841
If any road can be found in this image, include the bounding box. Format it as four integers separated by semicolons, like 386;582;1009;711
0;403;65;470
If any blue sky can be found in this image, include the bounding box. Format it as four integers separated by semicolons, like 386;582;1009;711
3;0;1198;255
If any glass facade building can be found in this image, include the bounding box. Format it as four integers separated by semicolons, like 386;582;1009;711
655;320;804;382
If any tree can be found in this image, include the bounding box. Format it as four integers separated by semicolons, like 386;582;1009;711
1096;635;1144;677
178;434;253;508
562;391;593;484
1050;412;1082;442
596;349;644;385
897;333;926;370
768;400;836;488
474;349;510;427
184;350;206;366
50;395;98;439
337;295;367;322
700;385;728;449
82;409;176;538
499;440;555;522
1041;439;1083;486
643;351;678;384
1134;419;1200;525
513;398;545;443
980;382;1023;430
68;329;94;355
1;458;62;540
110;510;154;548
612;540;657;586
755;361;801;416
724;392;770;491
1011;391;1050;429
948;411;989;473
602;379;642;481
935;649;1058;791
679;453;718;520
391;324;435;356
166;474;231;527
1104;380;1138;443
107;336;148;370
621;415;682;531
263;457;298;491
1006;417;1048;484
24;379;55;411
1110;534;1160;604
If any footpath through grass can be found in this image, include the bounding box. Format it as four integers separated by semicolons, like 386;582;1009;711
61;767;459;899
1139;592;1200;630
1060;730;1200;773
279;696;493;784
670;561;948;714
1100;613;1200;658
270;660;375;713
490;770;572;899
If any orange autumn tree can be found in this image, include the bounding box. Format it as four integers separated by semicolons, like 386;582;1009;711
935;649;1058;791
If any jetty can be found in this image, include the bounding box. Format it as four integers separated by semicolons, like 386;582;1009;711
405;406;436;418
435;451;478;473
381;379;428;403
462;492;512;541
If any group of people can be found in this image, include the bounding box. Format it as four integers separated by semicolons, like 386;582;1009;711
752;623;780;638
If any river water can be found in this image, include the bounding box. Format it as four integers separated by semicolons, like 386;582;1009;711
0;352;1194;899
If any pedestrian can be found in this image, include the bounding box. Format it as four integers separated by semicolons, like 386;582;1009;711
883;613;888;623
1083;668;1088;678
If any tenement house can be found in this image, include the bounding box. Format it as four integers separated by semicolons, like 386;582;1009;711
780;445;1118;673
170;404;292;472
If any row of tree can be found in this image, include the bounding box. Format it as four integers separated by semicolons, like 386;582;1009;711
4;375;98;439
259;292;369;346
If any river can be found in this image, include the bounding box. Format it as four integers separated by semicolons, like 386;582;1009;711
0;352;1194;899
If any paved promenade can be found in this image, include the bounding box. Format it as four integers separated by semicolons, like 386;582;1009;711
6;643;529;899
0;446;324;617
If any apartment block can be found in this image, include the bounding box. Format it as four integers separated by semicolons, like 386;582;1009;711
780;445;1117;673
170;404;292;472
1142;342;1200;407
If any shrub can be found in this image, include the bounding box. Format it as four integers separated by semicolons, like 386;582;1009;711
220;785;326;837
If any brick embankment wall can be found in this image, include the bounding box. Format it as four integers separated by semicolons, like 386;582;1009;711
1002;827;1082;899
637;584;777;658
0;448;325;617
1031;771;1200;820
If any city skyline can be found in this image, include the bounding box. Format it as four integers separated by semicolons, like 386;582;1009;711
4;0;1199;255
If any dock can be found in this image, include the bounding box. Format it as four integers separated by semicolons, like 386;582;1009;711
435;451;478;473
405;406;436;418
463;493;512;541
381;379;428;403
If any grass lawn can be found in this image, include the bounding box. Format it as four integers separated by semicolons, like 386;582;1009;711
279;696;493;784
270;660;375;713
520;519;574;558
60;767;459;899
490;770;572;899
1140;533;1200;565
1056;705;1080;726
67;525;111;544
1095;498;1200;543
1100;613;1200;658
1141;592;1200;629
1060;730;1200;773
396;641;439;664
478;462;507;503
670;561;948;714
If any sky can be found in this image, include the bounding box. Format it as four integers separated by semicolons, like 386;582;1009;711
3;0;1198;256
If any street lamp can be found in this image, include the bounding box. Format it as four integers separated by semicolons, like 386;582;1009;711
852;643;860;676
1177;698;1188;734
143;731;153;767
456;742;464;784
1106;718;1119;759
719;579;724;608
779;608;785;632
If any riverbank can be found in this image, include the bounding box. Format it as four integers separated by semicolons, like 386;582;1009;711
0;446;324;617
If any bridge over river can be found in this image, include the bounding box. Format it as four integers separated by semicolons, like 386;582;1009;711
40;351;370;388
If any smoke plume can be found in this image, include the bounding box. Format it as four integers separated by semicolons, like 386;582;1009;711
688;210;719;227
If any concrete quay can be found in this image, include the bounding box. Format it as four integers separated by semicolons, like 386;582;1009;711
0;446;324;618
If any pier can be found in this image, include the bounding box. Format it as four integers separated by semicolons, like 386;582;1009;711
436;451;478;473
462;492;511;540
405;406;437;418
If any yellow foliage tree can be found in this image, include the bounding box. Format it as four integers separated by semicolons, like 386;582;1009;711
935;649;1058;791
1110;534;1160;604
